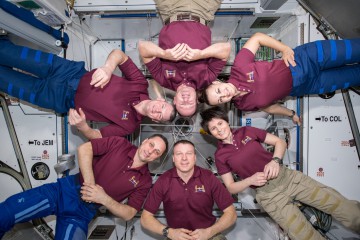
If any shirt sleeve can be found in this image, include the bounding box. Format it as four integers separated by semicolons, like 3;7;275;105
145;58;168;87
143;177;165;214
234;48;255;67
248;126;267;143
90;136;126;156
100;124;136;138
209;173;234;211
127;175;152;212
119;57;148;86
207;58;227;83
214;150;232;176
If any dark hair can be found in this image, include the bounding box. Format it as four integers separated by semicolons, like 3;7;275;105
158;103;177;123
173;139;195;150
200;106;229;134
198;88;210;105
168;106;177;122
148;134;168;156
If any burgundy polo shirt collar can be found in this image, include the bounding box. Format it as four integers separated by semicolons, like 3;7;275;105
180;81;196;91
217;128;238;149
169;165;201;179
228;78;252;103
127;146;149;175
131;92;150;120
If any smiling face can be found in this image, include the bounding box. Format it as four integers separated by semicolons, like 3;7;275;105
173;84;197;117
137;136;167;163
146;99;174;122
172;142;196;174
206;81;235;106
207;117;232;142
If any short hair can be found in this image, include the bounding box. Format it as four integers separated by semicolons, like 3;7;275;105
200;106;229;134
158;103;177;123
198;88;210;105
168;105;177;122
148;134;168;156
173;139;195;152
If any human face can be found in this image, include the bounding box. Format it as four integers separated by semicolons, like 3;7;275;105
207;118;232;142
172;143;196;174
206;81;235;105
174;85;197;117
146;99;174;122
137;136;166;163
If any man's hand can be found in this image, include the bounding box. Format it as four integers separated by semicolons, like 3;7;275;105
189;228;212;240
183;44;202;62
282;46;296;67
168;228;194;240
292;113;302;126
90;66;112;88
68;108;88;130
81;182;109;204
164;43;188;61
263;160;280;180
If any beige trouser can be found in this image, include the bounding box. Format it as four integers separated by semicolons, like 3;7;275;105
165;232;226;240
256;167;360;240
154;0;222;22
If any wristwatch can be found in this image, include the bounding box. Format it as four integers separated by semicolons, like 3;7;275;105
272;157;283;165
162;226;169;237
290;110;296;118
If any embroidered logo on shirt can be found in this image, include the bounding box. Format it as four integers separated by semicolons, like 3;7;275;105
122;111;130;120
165;69;176;78
246;71;254;82
241;136;252;145
129;176;139;187
195;185;206;193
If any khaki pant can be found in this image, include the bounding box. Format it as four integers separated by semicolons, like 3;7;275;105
165;232;226;240
154;0;222;22
256;167;360;240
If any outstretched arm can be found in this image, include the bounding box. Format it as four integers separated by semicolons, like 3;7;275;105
243;32;296;67
77;141;96;184
141;210;193;240
190;205;236;240
261;103;301;125
184;42;231;62
81;183;137;221
91;49;129;88
68;108;102;140
138;40;188;63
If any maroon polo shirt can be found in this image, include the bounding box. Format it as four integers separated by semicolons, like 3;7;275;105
75;58;149;137
215;127;273;188
80;136;152;212
144;166;234;230
145;21;226;91
229;48;293;111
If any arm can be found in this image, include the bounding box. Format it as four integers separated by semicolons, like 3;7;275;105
141;210;192;240
91;49;129;88
262;133;287;180
138;40;188;63
221;172;267;195
261;103;301;125
243;32;296;67
184;42;231;62
77;142;95;184
191;205;236;240
68;108;102;140
81;183;137;221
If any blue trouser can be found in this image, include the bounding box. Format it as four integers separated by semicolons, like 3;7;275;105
0;39;87;113
0;175;98;240
289;38;360;96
